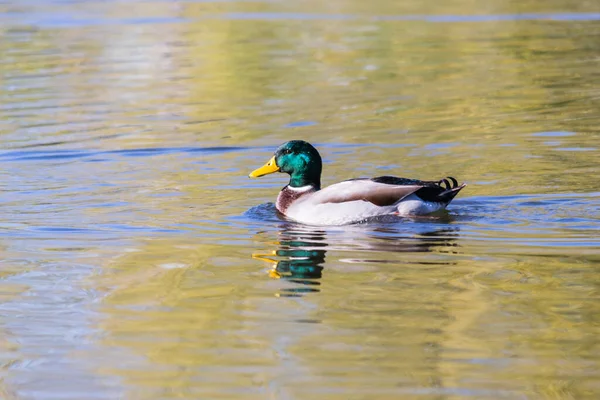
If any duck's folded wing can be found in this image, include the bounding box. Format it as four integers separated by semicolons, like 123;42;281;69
310;179;424;207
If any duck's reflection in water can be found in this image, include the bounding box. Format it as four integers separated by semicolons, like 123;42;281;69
253;221;460;297
254;224;327;297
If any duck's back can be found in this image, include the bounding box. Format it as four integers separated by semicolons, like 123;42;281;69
280;176;465;225
283;179;420;225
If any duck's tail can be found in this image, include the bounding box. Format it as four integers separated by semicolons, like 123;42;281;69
437;182;467;204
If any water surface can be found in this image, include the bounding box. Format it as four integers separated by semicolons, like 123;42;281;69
1;0;600;398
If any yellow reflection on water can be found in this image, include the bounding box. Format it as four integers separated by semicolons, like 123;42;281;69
1;0;600;398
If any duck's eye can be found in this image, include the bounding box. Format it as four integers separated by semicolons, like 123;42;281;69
282;149;292;155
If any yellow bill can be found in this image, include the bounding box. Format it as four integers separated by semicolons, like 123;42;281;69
249;156;279;178
251;250;278;263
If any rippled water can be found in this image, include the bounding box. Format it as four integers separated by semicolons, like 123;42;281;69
1;0;600;398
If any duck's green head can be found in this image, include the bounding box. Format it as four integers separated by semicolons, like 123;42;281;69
249;140;322;189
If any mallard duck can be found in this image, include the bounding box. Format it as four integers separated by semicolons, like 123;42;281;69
249;140;466;225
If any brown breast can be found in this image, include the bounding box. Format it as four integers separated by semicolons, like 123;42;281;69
276;186;315;214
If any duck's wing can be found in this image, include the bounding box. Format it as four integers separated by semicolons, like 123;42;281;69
309;178;424;207
310;176;464;207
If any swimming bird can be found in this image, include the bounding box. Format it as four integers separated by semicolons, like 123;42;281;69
249;140;466;225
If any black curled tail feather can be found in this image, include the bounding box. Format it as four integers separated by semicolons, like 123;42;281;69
415;177;466;204
437;183;467;203
437;176;459;190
